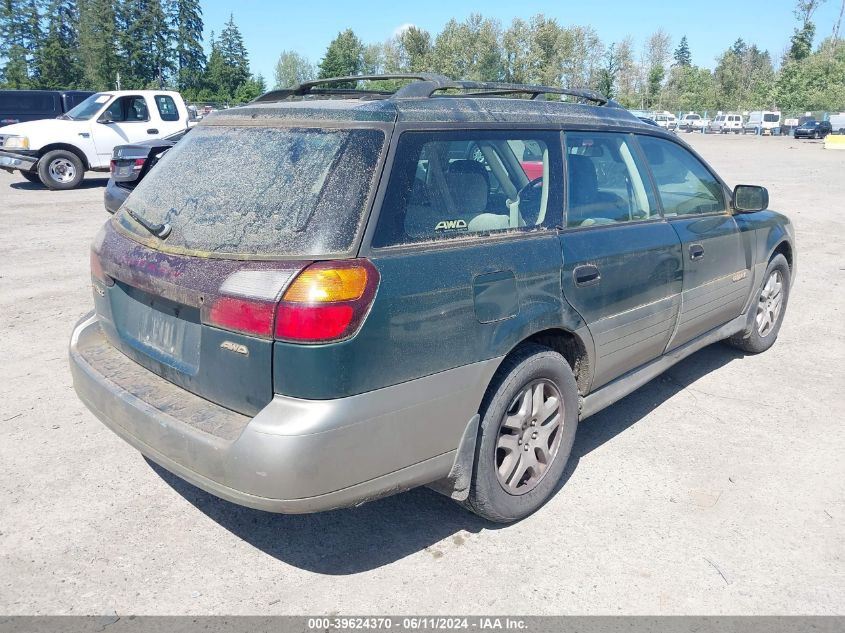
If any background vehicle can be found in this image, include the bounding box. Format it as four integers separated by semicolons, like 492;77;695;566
0;89;93;127
744;110;781;135
0;90;193;189
709;113;744;134
104;130;188;213
827;113;845;134
793;119;832;139
678;112;708;132
70;74;795;524
654;111;677;131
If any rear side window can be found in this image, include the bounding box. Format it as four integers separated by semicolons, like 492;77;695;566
565;132;658;228
372;131;562;248
118;126;386;258
0;92;59;114
637;136;726;217
155;95;179;121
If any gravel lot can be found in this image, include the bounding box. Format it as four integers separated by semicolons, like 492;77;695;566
1;133;843;616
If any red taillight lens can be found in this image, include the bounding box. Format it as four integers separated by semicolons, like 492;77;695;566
275;260;379;343
205;296;276;338
203;261;379;343
275;304;355;341
109;159;116;175
90;250;113;286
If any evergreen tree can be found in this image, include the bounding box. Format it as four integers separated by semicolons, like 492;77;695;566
674;35;692;66
167;0;205;92
206;13;250;97
118;0;172;88
0;0;43;87
78;0;119;89
36;0;83;89
318;29;364;84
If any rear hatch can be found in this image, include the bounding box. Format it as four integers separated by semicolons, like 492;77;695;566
92;122;387;415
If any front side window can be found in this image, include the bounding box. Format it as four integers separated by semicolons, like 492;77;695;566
105;96;149;122
155;95;179;121
372;131;562;247
565;132;658;228
637;136;726;217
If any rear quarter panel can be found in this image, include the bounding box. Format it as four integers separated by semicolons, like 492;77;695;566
273;233;587;400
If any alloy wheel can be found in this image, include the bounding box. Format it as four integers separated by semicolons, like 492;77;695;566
495;379;565;495
756;270;784;338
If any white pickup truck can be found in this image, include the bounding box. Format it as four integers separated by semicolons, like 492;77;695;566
678;112;709;133
0;90;194;189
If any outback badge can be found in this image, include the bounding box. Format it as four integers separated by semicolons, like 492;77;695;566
220;341;249;356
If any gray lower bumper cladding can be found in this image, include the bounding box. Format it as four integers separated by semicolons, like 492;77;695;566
69;314;500;513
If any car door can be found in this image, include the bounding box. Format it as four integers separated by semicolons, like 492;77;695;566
636;135;752;351
150;94;185;136
560;131;683;390
92;95;157;164
365;128;566;390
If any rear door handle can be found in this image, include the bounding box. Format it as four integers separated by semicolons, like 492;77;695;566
573;264;601;287
689;244;705;260
147;128;159;135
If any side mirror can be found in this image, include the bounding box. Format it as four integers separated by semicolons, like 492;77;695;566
98;110;114;124
732;184;769;213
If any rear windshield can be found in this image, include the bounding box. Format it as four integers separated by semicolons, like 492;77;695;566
0;92;59;114
764;113;780;122
116;126;385;258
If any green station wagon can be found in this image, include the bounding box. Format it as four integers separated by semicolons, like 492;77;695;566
70;75;795;522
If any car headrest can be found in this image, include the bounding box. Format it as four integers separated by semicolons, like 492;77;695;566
446;160;489;215
567;154;599;204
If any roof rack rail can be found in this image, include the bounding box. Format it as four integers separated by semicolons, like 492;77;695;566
252;74;611;106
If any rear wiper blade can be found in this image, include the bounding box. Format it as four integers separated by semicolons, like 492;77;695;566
125;208;172;239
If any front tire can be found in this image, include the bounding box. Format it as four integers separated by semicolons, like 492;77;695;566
464;344;579;523
20;171;41;184
37;150;84;190
727;254;790;354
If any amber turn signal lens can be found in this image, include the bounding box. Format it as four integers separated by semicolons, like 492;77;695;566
282;266;368;303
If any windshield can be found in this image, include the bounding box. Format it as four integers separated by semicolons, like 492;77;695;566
63;93;111;120
116;125;386;258
763;113;780;123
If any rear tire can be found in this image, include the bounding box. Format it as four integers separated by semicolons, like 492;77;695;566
463;343;579;523
727;254;790;354
37;150;84;190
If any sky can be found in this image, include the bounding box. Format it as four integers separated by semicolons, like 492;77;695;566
200;0;845;85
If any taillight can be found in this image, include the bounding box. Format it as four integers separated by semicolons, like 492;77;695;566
275;260;379;343
109;159;116;175
90;250;113;286
202;261;379;343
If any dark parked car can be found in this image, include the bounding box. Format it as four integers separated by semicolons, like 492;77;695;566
70;74;795;523
793;119;832;139
0;89;93;127
104;130;189;213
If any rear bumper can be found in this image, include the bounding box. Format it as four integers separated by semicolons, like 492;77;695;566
69;314;499;513
103;179;129;214
0;150;37;172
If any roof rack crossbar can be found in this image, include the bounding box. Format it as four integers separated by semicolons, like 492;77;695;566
253;73;452;103
252;74;609;106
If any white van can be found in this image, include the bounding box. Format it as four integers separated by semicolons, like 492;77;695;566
654;111;677;131
709;113;744;134
744;111;781;135
829;113;845;134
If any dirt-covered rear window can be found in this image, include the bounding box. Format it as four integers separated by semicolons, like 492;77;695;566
116;126;385;258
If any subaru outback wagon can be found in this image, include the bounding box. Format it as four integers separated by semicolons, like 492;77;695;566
70;74;795;523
